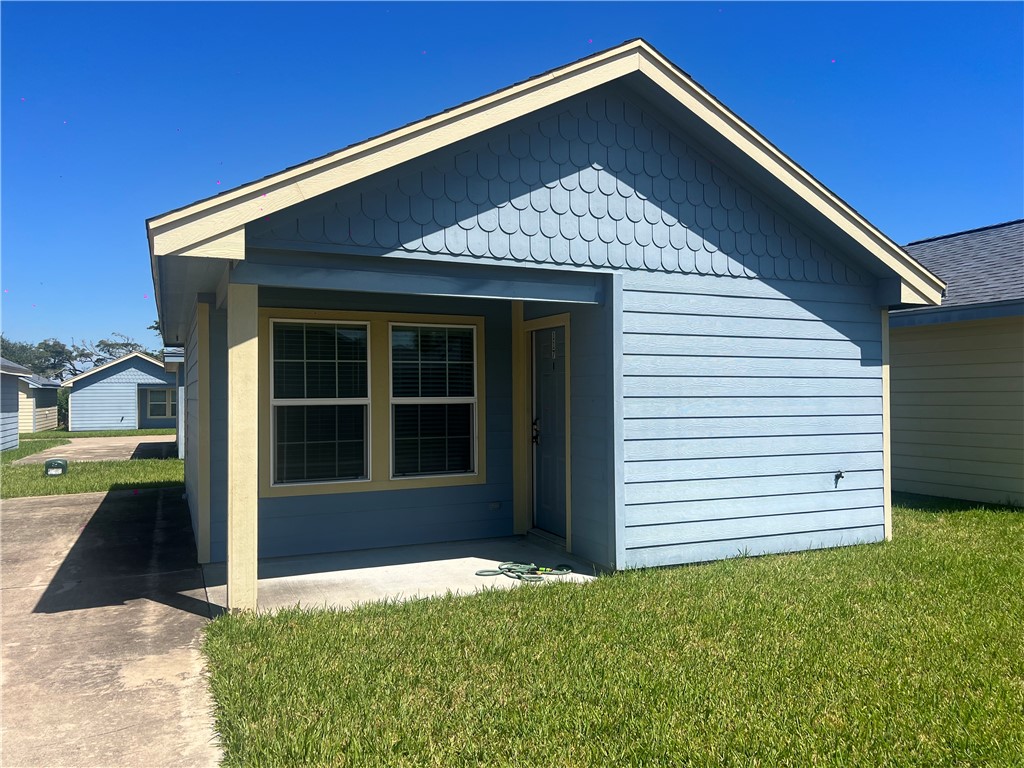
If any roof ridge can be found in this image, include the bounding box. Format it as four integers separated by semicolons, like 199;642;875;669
905;218;1024;246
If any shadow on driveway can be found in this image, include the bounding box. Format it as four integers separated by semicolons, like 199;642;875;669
32;488;212;618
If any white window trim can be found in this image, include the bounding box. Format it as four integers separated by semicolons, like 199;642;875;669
388;322;479;481
147;388;177;419
269;318;372;488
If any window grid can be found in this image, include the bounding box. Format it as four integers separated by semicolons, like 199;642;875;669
270;320;370;485
147;388;177;419
390;324;477;479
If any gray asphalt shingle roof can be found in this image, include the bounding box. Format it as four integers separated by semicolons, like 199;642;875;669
0;357;33;377
903;219;1024;308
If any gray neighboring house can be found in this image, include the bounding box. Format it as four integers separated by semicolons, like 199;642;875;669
890;219;1024;506
1;357;34;451
61;352;178;432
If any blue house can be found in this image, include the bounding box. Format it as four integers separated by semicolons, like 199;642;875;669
146;40;945;611
1;357;34;451
62;352;177;432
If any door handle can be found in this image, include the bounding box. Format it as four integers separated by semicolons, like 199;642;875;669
532;418;540;445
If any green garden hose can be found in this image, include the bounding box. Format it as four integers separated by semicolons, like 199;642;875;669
475;561;574;581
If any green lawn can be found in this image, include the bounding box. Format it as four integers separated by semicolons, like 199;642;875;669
0;438;71;465
19;428;176;439
0;459;184;498
204;498;1023;767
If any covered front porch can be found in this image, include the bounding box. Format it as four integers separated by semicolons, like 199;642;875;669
167;251;622;611
199;534;597;614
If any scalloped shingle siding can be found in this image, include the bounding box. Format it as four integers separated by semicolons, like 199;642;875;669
251;91;868;286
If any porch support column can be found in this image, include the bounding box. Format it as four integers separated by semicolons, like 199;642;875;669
226;282;259;611
881;309;892;541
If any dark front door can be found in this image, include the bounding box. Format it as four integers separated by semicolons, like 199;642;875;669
532;326;566;538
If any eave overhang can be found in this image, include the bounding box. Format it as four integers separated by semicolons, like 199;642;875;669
147;39;945;343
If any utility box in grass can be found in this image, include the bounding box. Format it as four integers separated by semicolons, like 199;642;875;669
44;458;68;476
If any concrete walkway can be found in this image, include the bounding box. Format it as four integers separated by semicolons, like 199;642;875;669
13;434;177;465
0;488;220;767
199;536;598;614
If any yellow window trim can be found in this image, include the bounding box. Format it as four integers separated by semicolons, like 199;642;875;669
258;307;487;498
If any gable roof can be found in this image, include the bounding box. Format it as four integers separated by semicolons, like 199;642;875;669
23;374;60;389
0;357;33;377
147;38;944;313
60;351;164;388
903;219;1024;308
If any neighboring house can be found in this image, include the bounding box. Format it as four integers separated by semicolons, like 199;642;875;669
18;374;60;433
146;40;944;610
61;352;177;432
1;357;34;451
890;220;1024;506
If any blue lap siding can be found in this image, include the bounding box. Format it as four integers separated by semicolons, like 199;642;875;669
620;271;885;567
68;357;176;431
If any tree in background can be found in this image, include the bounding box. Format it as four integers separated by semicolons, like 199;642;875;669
0;332;159;382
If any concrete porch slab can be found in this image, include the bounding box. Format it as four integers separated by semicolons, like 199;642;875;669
198;536;598;613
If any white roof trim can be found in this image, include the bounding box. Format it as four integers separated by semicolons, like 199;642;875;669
60;351;165;388
147;39;944;305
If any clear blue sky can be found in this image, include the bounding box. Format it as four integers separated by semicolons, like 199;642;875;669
2;2;1022;345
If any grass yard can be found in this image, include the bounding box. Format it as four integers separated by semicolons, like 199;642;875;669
204;498;1023;767
19;428;176;439
0;438;71;466
0;459;183;498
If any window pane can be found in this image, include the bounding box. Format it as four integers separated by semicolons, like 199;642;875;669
274;361;305;399
419;404;446;437
274;404;366;484
420;439;447;473
274;324;305;359
277;443;305;484
306;362;337;399
420;363;447;397
446;437;472;472
305;325;336;360
305;405;337;442
448;363;474;397
421;328;447;361
392;404;473;477
446;403;471;436
170;389;178;405
392;327;418;361
151;404;168;417
393;404;419;439
447;329;474;361
277;406;305;442
305;441;337;480
336;327;367;361
394;439;419;476
392;362;419;397
151;389;167;404
337;440;365;478
337;362;367;398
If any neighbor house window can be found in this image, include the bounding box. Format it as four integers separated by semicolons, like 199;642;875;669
148;388;177;418
390;324;476;477
271;321;369;484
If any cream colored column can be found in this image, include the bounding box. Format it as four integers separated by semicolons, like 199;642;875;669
881;309;892;541
197;302;212;564
226;283;260;611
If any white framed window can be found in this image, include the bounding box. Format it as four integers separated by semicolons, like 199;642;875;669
147;388;177;419
270;320;370;485
390;323;477;478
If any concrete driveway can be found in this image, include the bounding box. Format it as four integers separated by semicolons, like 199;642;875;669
13;434;177;465
0;488;220;767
